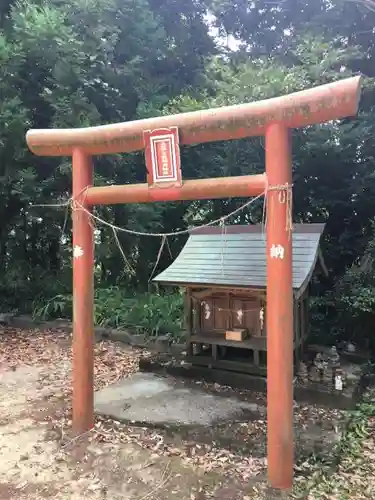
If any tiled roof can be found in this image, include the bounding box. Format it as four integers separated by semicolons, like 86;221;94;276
153;224;325;291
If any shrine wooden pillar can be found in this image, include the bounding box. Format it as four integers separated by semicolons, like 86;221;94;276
71;148;94;433
266;124;293;488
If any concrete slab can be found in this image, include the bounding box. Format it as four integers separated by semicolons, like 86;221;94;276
94;372;264;426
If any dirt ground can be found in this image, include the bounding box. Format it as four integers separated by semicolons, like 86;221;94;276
0;327;267;499
0;326;374;500
0;362;224;499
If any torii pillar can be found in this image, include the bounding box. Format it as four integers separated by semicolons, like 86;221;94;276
26;76;361;490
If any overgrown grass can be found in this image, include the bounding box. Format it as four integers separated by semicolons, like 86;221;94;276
32;286;184;338
293;383;375;499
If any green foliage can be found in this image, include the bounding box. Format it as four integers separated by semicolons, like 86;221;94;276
33;293;71;319
32;287;184;337
338;395;375;458
0;0;216;306
329;229;375;349
293;387;375;498
1;0;375;350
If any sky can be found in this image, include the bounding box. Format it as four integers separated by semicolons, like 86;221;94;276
205;11;241;51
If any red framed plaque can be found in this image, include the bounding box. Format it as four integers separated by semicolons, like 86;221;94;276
144;127;182;188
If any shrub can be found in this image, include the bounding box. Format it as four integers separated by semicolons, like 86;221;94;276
33;286;184;338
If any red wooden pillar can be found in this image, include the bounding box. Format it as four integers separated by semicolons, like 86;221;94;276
265;123;294;489
72;148;94;433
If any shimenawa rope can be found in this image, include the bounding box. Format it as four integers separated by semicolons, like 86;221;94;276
31;182;293;279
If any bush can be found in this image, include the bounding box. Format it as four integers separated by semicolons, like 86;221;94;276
32;286;184;338
332;234;375;351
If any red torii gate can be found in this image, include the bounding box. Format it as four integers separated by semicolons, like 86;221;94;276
26;76;361;490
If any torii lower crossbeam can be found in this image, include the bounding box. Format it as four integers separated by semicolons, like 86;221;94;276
26;75;361;490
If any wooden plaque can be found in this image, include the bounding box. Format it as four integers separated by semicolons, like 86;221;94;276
144;127;182;188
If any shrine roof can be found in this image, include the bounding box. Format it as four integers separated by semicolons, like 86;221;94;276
152;224;326;296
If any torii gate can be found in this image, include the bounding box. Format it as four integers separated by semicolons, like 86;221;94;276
26;76;360;490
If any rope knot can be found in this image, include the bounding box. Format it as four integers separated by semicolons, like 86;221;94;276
266;182;293;234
